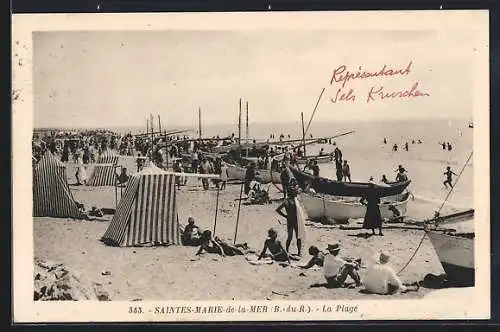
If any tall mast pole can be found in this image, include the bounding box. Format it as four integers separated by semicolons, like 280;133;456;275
158;115;162;135
246;101;249;143
150;113;154;157
301;112;307;157
245;101;249;157
238;98;242;146
198;107;202;140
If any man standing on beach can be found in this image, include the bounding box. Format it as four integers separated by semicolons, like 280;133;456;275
443;166;458;188
245;162;257;195
342;160;351;182
280;164;291;199
275;179;302;256
334;147;342;164
311;160;320;177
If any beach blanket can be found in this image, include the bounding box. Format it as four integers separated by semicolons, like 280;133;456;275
245;254;274;265
295;197;307;241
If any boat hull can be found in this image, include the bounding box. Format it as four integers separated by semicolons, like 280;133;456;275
290;167;411;197
299;192;410;223
426;231;475;286
296;155;333;164
226;164;281;184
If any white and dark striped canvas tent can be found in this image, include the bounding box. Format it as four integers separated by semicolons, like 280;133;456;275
101;164;181;247
33;152;85;219
86;150;119;186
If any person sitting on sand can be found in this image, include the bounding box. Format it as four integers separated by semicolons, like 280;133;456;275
258;228;290;263
323;243;362;288
381;174;389;184
117;167;129;186
363;251;406;295
89;206;104;218
182;217;202;246
196;230;225;257
300;246;325;269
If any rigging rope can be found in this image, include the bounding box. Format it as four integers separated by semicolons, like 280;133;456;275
396;151;473;275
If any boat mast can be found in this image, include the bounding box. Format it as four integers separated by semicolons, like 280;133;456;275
238;98;242;146
301;112;307;157
198;107;202;140
246;101;249;157
150;113;154;157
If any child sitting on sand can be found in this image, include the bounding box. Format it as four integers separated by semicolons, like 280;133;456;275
300;245;326;269
182;217;202;246
258;228;290;263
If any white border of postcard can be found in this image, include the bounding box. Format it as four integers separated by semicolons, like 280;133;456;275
12;10;490;322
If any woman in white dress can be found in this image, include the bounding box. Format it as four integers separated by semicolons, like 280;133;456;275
75;152;88;185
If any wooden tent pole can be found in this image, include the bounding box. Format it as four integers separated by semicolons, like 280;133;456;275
234;181;244;244
213;185;220;234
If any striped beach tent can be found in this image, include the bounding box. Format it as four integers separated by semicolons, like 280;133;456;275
33;152;85;219
101;164;181;247
87;150;119;186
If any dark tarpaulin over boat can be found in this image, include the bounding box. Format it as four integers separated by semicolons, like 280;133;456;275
289;167;411;198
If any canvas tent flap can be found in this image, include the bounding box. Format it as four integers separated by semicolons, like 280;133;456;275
33;152;85;219
101;167;181;247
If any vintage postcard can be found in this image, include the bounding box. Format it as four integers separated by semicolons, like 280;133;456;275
12;10;490;322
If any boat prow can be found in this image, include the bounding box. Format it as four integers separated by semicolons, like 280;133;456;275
426;209;475;287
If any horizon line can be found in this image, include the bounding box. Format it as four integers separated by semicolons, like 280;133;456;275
34;116;472;130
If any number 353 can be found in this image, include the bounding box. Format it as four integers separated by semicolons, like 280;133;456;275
129;306;143;314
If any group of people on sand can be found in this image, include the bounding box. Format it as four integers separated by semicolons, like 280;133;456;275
301;243;411;294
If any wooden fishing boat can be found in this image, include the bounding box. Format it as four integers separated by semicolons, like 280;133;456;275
290;167;411;197
426;209;475;286
299;191;411;222
225;163;281;184
296;154;333;164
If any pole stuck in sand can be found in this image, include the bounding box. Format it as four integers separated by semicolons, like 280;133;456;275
213;186;220;234
234;181;244;244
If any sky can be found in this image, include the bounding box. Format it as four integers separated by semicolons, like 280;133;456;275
33;29;475;129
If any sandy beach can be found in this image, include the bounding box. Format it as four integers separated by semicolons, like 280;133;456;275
33;139;474;301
